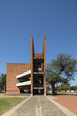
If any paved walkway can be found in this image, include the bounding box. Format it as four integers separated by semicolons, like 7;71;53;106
53;95;77;115
11;96;67;116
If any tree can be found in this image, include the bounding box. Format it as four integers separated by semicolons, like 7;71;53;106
46;53;77;95
56;84;70;92
0;73;6;91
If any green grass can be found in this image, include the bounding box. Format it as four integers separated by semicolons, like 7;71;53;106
47;92;77;96
0;94;27;115
57;92;77;96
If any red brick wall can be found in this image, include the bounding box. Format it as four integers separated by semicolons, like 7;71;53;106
6;63;31;93
43;35;46;95
31;36;33;95
35;54;43;57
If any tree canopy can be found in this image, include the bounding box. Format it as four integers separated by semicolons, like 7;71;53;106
56;84;77;92
0;73;6;91
46;53;77;95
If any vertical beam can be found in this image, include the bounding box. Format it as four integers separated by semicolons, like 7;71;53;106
44;35;46;96
6;64;8;93
31;36;33;96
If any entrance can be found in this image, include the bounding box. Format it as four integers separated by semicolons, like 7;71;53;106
33;89;44;95
38;89;41;94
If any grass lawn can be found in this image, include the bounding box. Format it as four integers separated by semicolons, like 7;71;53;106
57;92;77;96
0;93;28;115
47;92;77;96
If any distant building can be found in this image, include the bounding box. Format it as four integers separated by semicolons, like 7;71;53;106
46;82;52;93
6;36;46;96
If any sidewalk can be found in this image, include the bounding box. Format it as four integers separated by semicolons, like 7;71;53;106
2;95;76;116
11;96;67;116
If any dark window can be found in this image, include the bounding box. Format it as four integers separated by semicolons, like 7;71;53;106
38;78;41;84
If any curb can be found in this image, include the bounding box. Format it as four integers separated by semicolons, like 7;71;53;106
46;96;76;116
1;96;31;116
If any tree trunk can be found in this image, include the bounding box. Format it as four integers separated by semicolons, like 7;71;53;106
52;83;55;95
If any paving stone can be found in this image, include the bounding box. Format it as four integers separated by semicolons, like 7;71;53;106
11;96;67;116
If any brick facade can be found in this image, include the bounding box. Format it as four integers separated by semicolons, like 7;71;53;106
6;36;46;95
6;63;31;93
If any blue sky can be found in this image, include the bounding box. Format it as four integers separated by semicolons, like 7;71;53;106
0;0;77;85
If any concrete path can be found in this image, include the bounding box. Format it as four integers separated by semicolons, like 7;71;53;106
11;96;67;116
11;96;37;116
40;96;67;116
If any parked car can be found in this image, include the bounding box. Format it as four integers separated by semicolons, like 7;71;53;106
71;90;74;92
67;90;70;92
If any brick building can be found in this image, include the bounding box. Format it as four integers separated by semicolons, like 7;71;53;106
6;36;46;96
